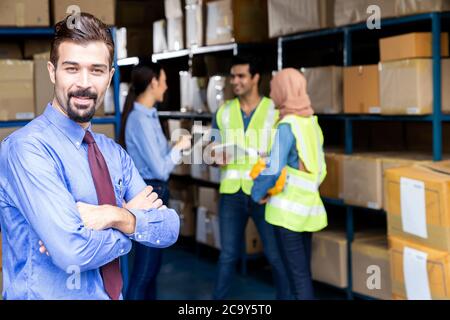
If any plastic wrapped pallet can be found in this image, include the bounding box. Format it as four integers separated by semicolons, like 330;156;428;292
268;0;335;38
206;75;233;114
334;0;397;26
165;0;183;18
186;0;204;48
180;71;207;113
380;58;450;115
302;66;343;114
153;20;168;54
167;17;185;51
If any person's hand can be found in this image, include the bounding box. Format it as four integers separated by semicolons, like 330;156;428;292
213;151;229;167
174;134;192;151
259;195;270;205
124;186;164;211
76;202;120;231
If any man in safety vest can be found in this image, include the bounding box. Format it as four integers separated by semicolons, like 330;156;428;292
210;55;291;300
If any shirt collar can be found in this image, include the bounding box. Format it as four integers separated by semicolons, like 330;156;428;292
134;102;158;118
43;103;92;150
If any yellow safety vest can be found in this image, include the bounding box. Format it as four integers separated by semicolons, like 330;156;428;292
216;97;278;195
265;115;328;232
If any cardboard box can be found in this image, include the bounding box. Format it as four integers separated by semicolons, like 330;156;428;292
196;207;221;249
24;40;52;59
320;152;344;199
385;161;450;252
352;236;392;300
198;187;219;214
169;179;198;207
167;17;185;51
380;33;449;62
0;0;49;27
245;218;263;255
397;0;450;17
0;60;35;121
302;66;342;114
380;58;450;115
117;0;164;28
268;0;334;38
312;230;348;288
153;20;169;54
343;65;380;114
389;235;450;300
185;0;205;48
52;0;116;25
170;199;196;237
343;154;426;210
0;43;22;60
92;124;115;140
334;0;397;27
165;0;184;18
206;0;268;45
33;53;53;117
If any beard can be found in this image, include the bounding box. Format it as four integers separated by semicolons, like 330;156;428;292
66;88;99;123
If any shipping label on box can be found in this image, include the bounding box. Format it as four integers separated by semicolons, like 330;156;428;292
385;161;450;252
389;236;450;300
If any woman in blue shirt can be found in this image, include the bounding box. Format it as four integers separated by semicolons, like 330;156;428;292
119;62;191;300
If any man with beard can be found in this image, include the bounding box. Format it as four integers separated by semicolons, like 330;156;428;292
0;13;179;300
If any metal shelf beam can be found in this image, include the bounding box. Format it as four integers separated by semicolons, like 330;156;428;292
0;27;54;36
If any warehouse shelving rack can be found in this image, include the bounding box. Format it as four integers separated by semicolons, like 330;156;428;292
150;11;450;300
278;11;450;300
0;26;130;292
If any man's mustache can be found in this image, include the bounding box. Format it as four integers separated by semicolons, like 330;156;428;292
68;88;98;100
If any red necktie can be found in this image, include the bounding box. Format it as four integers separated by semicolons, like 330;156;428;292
84;131;123;300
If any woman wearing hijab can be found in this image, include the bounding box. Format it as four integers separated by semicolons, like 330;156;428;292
251;68;328;300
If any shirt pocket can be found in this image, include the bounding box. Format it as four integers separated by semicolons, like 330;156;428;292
112;178;125;208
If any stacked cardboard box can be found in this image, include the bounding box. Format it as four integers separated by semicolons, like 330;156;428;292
342;153;430;210
52;0;115;25
385;160;450;299
312;229;386;288
33;53;53;117
343;65;380;114
0;60;35;121
0;0;49;27
268;0;335;38
92;124;115;140
302;66;343;114
352;236;392;300
0;127;21;143
379;33;450;115
335;0;450;27
320;151;344;199
170;180;197;237
205;0;268;45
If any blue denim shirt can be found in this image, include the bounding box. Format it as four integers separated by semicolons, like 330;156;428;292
0;104;180;300
125;102;182;181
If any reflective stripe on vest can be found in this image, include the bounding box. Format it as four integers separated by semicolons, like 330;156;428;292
221;169;252;181
268;197;326;217
286;173;319;193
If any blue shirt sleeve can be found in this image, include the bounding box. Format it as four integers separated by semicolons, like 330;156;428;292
6;138;132;273
118;146;180;248
132;116;182;181
251;124;296;203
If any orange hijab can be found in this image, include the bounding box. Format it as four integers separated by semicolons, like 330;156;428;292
270;68;314;119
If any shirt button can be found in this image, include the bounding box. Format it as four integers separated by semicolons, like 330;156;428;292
120;249;125;254
138;234;143;239
156;240;160;245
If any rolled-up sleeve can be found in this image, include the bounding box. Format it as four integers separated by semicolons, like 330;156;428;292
119;145;180;247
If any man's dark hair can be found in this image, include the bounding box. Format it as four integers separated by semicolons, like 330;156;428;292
50;13;114;68
231;54;262;78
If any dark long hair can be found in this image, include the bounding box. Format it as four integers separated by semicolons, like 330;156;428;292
119;62;163;148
